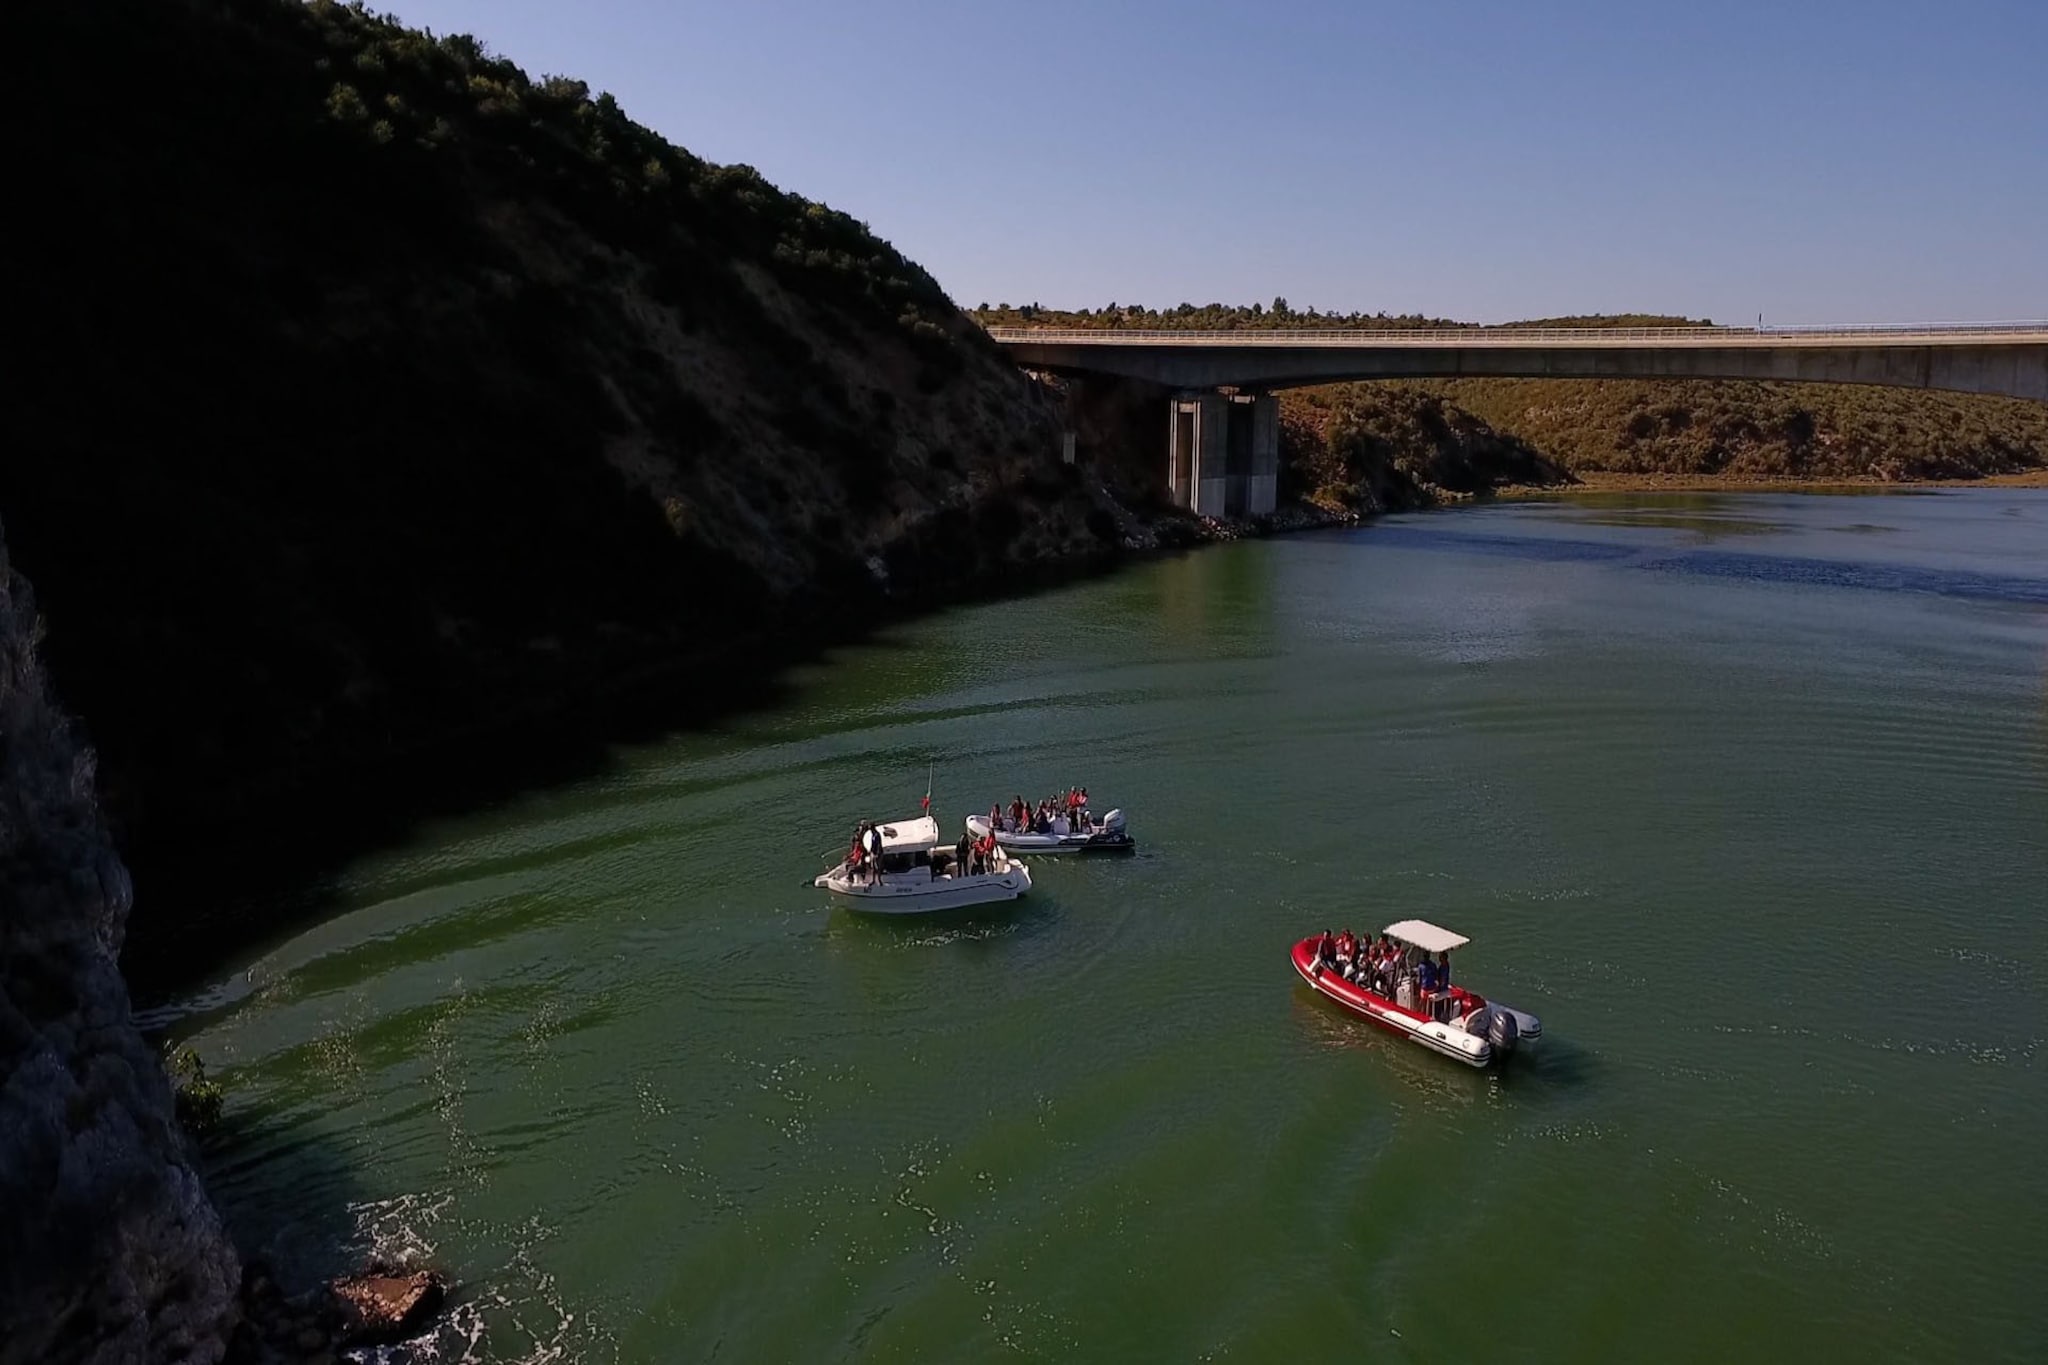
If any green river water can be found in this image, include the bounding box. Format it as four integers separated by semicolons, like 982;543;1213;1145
164;490;2048;1363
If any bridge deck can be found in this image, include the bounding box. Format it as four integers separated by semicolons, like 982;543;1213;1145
986;323;2048;402
986;323;2048;349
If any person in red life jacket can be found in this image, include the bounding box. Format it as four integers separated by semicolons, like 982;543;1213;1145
1009;796;1028;832
847;826;866;878
975;831;998;872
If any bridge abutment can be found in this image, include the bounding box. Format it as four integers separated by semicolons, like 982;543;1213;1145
1167;392;1278;517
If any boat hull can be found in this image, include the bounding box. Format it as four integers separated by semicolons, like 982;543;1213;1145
1291;940;1507;1068
815;862;1031;914
965;814;1133;854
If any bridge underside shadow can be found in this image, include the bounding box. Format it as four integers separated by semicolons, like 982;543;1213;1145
1005;341;2048;404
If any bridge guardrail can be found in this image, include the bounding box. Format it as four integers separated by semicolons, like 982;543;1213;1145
984;322;2048;346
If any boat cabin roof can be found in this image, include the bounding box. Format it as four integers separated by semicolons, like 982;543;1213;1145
1381;919;1471;954
874;816;940;851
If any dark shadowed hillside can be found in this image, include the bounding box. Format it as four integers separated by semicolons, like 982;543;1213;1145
3;0;1154;946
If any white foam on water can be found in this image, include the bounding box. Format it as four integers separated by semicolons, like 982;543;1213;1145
341;1193;616;1365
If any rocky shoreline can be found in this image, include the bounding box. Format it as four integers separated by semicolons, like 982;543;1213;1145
233;1267;447;1364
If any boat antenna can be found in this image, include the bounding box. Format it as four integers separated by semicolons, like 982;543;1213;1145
922;760;933;815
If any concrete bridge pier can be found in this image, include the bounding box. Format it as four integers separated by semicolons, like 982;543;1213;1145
1167;392;1278;517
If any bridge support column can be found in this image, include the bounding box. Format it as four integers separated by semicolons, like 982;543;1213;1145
1167;392;1277;516
1168;393;1230;515
1240;392;1278;516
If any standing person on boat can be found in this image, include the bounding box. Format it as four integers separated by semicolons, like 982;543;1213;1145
1312;930;1335;973
955;829;973;879
860;821;883;885
1416;953;1440;1004
1009;796;1028;833
988;803;1003;835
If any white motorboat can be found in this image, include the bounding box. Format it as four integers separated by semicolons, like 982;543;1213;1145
965;808;1133;854
814;815;1031;914
1291;919;1543;1068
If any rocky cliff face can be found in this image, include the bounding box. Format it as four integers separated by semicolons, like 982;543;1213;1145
0;528;240;1364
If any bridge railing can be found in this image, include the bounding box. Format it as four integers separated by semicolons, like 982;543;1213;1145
984;322;2048;345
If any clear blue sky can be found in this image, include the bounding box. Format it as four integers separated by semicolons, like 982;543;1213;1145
385;0;2046;324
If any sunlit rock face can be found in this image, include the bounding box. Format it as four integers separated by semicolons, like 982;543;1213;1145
0;525;240;1365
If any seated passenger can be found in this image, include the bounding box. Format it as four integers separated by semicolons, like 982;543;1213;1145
1052;813;1070;836
988;803;1004;833
1314;930;1335;970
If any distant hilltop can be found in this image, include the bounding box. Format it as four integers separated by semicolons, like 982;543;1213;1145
971;302;1714;330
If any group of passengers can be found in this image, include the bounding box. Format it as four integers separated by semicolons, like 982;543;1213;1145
989;787;1092;838
953;827;1000;878
1311;929;1454;1006
844;820;886;886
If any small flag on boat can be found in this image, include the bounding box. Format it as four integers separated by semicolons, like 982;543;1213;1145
922;761;933;813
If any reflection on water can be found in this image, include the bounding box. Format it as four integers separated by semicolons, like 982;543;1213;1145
176;490;2048;1364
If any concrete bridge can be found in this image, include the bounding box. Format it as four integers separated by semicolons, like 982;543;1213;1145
986;323;2048;516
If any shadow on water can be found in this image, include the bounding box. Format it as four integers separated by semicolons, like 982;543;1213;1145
198;1105;369;1295
822;891;1065;950
117;545;1150;1006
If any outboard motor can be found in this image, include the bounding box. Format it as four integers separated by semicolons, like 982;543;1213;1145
1486;1008;1520;1056
1099;809;1125;833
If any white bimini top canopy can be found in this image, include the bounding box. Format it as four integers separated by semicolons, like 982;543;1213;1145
875;816;940;851
1381;919;1471;954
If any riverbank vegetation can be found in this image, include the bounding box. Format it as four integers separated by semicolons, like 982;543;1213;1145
1281;388;1573;512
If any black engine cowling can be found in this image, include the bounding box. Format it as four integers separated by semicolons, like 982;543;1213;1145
1487;1008;1519;1055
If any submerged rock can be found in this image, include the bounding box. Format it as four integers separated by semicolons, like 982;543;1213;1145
0;524;242;1361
